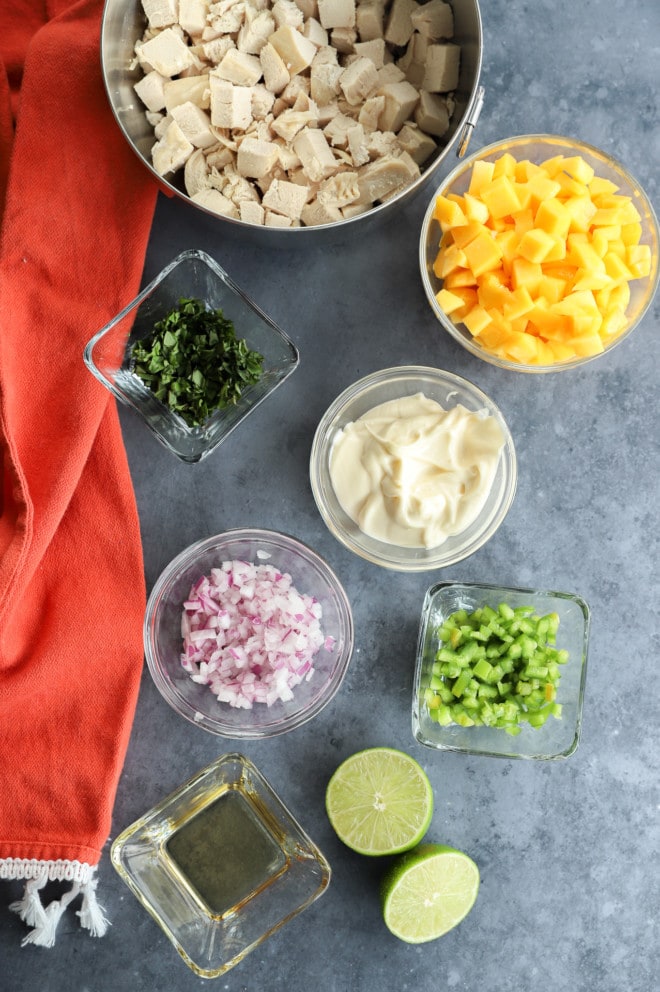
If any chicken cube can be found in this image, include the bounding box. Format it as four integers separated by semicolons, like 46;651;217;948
293;127;339;181
141;28;198;77
268;24;318;75
216;48;263;86
134;70;168;113
414;90;450;136
317;0;355;30
151;120;194;175
339;56;378;106
209;75;254;129
422;42;460;92
384;0;416;47
260;42;291;93
378;80;420;132
141;0;178;30
171;101;216;147
262;177;309;218
179;0;209;36
410;0;453;40
237;136;281;177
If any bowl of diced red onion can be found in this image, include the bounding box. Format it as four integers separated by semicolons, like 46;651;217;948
144;529;354;738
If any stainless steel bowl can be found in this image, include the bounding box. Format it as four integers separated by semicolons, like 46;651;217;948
100;0;484;240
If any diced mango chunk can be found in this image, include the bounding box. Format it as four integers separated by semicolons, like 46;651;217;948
430;148;653;366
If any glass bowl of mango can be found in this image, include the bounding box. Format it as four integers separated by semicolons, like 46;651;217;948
419;135;659;372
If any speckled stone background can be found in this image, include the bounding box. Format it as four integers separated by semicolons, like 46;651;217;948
3;1;658;990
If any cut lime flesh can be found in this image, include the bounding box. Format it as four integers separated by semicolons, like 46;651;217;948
325;747;433;856
382;843;480;943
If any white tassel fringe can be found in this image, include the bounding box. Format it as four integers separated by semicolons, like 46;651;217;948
3;860;109;947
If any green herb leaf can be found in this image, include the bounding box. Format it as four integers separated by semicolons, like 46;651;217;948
130;297;264;427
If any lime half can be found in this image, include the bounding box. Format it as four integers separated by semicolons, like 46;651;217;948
325;747;433;856
382;843;480;943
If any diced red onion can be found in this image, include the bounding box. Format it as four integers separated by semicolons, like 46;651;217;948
180;560;334;709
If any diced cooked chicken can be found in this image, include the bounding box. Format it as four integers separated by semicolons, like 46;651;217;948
237;136;281;177
318;170;359;208
136;0;461;227
375;62;405;86
179;0;209;36
184;147;211;195
152;120;195;175
294;0;318;18
251;82;276;118
268;24;318;74
301;197;343;225
310;60;342;104
262;177;309;218
355;1;383;42
171;100;217;147
377;79;419;132
141;27;200;76
358;93;385;132
422;42;460;92
346;122;370;166
317;0;355;29
272;0;304;28
208;0;247;35
410;0;453;40
240;199;266;224
237;9;276;53
142;0;178;30
323;111;354;147
199;36;236;63
216;48;263;85
134;70;168;113
384;0;416;47
339;56;378;105
353;38;385;69
397;120;437;164
357;151;416;203
163;74;211;112
303;17;328;47
280;75;312;105
398;31;427;87
414;89;450;136
191;186;240;217
293;127;338;180
271;103;317;141
260;42;291;93
265;210;294;227
209;75;254;128
330;27;356;54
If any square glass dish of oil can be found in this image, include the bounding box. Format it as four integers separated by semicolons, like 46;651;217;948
111;753;331;978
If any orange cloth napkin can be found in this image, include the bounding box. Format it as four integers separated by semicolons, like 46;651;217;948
0;0;158;945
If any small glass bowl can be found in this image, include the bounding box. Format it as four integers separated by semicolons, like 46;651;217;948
419;134;659;372
144;529;354;738
111;753;331;978
309;367;517;572
412;581;591;759
83;249;299;462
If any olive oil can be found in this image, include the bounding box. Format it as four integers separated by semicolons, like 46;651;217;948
166;788;286;915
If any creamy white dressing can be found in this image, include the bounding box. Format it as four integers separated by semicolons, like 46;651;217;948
329;393;505;549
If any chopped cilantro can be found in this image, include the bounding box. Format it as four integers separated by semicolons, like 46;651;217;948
130;297;264;427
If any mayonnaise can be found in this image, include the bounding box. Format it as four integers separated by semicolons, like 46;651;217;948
329;393;505;549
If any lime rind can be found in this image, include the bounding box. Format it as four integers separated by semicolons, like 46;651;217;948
381;843;480;943
325;747;434;857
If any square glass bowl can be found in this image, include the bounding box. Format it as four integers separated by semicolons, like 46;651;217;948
111;753;331;978
412;582;590;759
83;249;299;462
